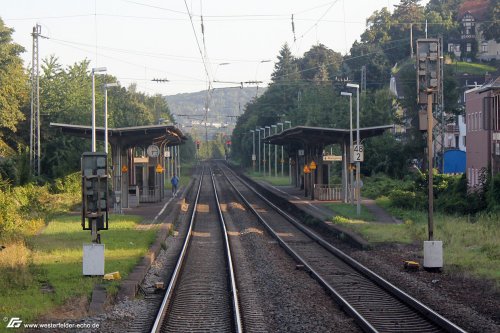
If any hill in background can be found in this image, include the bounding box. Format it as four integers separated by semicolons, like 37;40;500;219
166;87;265;129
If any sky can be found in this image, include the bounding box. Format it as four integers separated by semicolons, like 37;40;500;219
3;0;429;96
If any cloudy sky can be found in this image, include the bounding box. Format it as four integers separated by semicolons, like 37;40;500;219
3;0;429;95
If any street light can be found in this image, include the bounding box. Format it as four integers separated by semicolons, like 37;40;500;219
284;121;292;182
272;125;278;177
346;83;361;216
277;122;284;177
265;126;271;177
104;82;118;154
341;91;354;205
91;67;107;152
255;128;260;173
260;127;266;175
250;130;255;172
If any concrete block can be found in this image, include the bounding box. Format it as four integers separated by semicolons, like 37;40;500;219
423;240;443;268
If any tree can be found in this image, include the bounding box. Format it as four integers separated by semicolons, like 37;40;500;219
480;0;500;42
0;18;29;152
271;43;299;83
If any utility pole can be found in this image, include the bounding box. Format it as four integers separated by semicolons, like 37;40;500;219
361;65;367;93
30;24;42;176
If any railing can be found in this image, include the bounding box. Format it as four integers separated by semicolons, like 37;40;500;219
139;185;161;203
314;184;343;201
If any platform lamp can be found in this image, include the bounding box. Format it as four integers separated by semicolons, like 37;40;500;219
341;91;354;205
284;121;292;182
265;126;271;177
256;128;262;174
277;122;284;177
260;127;266;175
250;130;255;172
91;67;107;152
346;83;361;216
271;125;278;177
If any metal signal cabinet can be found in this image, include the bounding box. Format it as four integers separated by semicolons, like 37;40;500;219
81;152;109;232
416;38;440;105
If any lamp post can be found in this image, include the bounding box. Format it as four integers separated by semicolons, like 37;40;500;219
260;127;266;175
91;67;107;152
103;83;118;154
277;122;284;177
265;126;271;177
250;130;255;172
284;121;292;182
257;128;261;174
272;125;277;177
341;91;354;205
347;83;361;216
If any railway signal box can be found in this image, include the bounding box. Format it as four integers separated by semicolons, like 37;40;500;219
416;38;441;105
81;152;109;233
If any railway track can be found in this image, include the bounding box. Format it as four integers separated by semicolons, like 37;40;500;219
151;167;242;333
216;161;467;333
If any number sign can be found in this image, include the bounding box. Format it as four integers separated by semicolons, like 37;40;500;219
351;145;364;162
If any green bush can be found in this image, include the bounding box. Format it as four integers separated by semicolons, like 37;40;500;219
388;189;415;208
362;174;413;199
53;172;80;194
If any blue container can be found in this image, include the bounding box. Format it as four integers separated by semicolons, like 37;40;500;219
443;150;466;174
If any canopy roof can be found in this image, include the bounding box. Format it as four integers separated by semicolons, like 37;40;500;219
263;125;394;146
50;123;187;149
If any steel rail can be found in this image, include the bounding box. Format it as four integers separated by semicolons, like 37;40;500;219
150;168;204;333
218;164;377;333
211;168;243;333
219;162;466;333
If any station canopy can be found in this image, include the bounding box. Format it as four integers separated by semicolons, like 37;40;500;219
264;125;394;146
50;123;187;148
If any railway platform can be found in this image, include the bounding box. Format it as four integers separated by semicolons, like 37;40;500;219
256;181;401;224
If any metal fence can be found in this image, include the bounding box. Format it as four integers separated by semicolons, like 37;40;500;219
139;186;161;203
314;184;344;201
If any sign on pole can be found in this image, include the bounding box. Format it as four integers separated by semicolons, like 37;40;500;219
351;145;364;162
323;155;342;162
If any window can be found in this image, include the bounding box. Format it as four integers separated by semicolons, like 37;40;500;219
481;43;488;53
463;136;466;147
467;43;472;52
479;111;482;130
496;142;500;156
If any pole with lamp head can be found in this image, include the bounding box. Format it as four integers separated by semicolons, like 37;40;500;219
346;83;361;216
250;130;255;172
260;127;266;175
277;122;284;177
257;128;261;174
265;126;271;177
341;91;354;205
272;125;277;177
284;121;292;182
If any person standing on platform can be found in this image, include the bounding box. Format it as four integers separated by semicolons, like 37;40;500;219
171;173;179;196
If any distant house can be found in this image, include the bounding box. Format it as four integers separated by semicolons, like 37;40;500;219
465;76;500;188
447;0;499;61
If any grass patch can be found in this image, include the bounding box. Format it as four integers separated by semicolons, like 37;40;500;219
246;171;291;186
337;196;500;283
450;61;497;75
323;202;375;221
0;214;157;325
